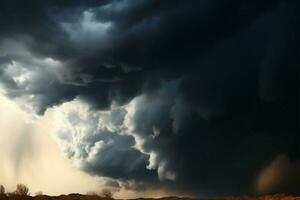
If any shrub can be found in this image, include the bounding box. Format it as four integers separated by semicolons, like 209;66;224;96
15;184;29;196
101;189;112;199
0;185;5;194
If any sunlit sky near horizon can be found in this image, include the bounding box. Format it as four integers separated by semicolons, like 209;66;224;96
0;92;180;198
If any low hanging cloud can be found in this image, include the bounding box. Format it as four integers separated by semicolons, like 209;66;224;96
0;0;298;197
256;155;300;194
52;100;156;181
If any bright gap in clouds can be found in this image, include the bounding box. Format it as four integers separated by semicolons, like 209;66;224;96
0;92;104;195
0;92;175;199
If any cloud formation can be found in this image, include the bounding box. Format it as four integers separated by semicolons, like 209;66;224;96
0;0;298;197
256;155;300;194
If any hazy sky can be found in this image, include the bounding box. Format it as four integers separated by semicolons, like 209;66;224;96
0;93;103;196
0;0;298;198
0;92;179;198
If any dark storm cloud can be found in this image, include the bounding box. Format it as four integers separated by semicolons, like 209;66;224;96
0;0;286;113
0;0;298;197
0;56;17;90
55;104;159;188
79;131;154;180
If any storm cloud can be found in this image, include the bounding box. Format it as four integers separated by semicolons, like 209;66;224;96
0;0;298;197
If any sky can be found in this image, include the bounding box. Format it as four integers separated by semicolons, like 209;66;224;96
0;0;299;198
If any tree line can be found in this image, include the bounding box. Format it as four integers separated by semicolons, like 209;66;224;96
0;184;113;198
0;184;30;196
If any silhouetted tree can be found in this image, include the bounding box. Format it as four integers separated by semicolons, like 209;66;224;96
0;185;5;194
101;189;112;199
15;184;29;196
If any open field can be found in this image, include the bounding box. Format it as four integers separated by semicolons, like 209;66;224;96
0;194;300;200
